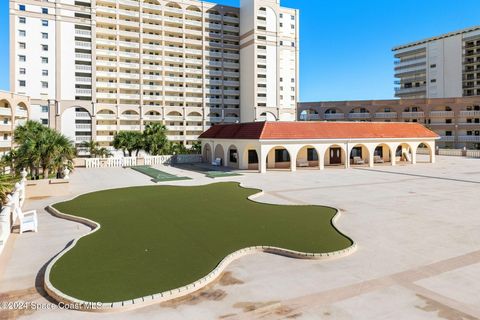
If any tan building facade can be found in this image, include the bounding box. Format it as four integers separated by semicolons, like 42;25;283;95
298;97;480;150
0;91;31;155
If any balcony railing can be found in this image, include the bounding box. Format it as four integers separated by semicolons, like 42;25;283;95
460;110;480;117
429;111;455;117
324;113;345;120
440;136;455;142
348;112;371;119
402;112;425;118
458;135;480;142
374;112;397;119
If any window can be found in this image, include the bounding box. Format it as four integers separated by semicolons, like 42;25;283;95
307;148;318;161
446;119;452;124
19;4;25;11
41;57;48;63
430;64;436;68
3;118;8;124
280;77;283;82
445;131;452;136
291;15;295;20
42;44;48;51
18;55;26;62
41;119;48;125
229;149;238;163
41;105;49;113
42;69;48;76
19;80;26;87
19;68;26;75
280;40;283;45
19;30;26;37
431;79;436;83
279;13;283;18
42;8;48;14
41;81;48;89
275;149;290;163
19;42;26;49
291;78;295;83
42;20;48;26
19;17;26;23
248;150;258;164
279;23;283;27
42;32;48;39
291;24;295;29
291;87;295;91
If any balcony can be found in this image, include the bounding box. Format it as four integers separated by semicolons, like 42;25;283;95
186;116;203;121
324;113;345;120
394;86;426;96
75;136;92;142
460;110;480;117
458;135;480;142
75;29;91;37
0;140;12;148
96;124;117;131
348;112;371;119
168;135;185;141
76;112;91;118
119;125;141;131
429;111;455;117
96;135;115;142
440;136;455;142
0;108;12;116
75;124;92;131
96;92;118;99
224;117;239;123
164;115;184;121
75;41;92;49
76;89;92;96
166;125;185;131
402;111;425;118
143;115;162;121
96;114;117;120
374;112;398;119
119;114;140;120
0;124;12;132
75;65;92;72
75;53;92;61
76;76;92;84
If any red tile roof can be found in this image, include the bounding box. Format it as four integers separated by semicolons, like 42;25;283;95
199;122;439;140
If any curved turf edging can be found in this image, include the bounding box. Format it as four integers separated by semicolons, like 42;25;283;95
43;185;357;313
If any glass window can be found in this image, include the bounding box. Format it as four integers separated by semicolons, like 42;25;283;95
19;4;25;11
307;148;318;161
42;32;48;39
18;55;26;62
248;150;258;164
42;70;48;76
42;20;48;26
41;119;48;125
19;30;26;37
42;8;48;14
19;17;26;23
42;44;48;51
19;68;26;75
275;149;290;163
41;81;48;88
229;149;238;163
41;57;48;63
19;42;26;49
41;105;49;113
19;80;26;87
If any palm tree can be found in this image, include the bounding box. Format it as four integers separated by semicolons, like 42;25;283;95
80;140;100;158
0;174;17;204
143;123;169;156
113;131;143;157
96;147;112;159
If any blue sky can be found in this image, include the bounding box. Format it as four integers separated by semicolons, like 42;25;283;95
1;0;480;101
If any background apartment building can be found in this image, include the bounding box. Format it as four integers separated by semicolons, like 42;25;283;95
393;26;480;99
298;98;480;150
10;0;299;151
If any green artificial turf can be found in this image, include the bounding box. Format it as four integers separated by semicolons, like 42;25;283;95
205;171;243;178
130;165;191;182
50;182;353;302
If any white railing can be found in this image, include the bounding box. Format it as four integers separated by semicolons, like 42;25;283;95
84;155;202;168
144;155;173;166
434;148;480;158
466;150;480;158
0;180;26;256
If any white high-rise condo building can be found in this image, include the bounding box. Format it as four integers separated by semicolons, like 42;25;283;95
393;26;480;99
10;0;299;150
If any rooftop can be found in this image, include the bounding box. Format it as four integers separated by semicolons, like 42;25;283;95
392;25;480;51
199;121;439;140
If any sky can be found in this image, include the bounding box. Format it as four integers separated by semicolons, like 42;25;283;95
1;0;480;102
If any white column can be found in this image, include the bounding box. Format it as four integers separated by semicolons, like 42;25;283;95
369;153;374;168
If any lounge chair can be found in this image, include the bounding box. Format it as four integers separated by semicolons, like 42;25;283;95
374;155;384;163
353;156;365;165
15;206;38;234
212;158;222;166
297;159;309;167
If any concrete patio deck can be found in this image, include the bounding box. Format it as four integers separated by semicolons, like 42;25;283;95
1;155;480;319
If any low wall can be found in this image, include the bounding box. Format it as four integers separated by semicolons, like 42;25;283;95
82;155;203;168
25;179;70;199
433;148;480;158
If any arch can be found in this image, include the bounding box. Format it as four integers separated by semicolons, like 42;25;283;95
324;144;347;168
122;109;139;115
295;145;321;169
203;143;212;164
264;145;292;171
167;110;182;116
166;2;181;9
349;143;370;166
97;108;115;115
394;142;414;164
349;107;370;114
241;145;260;171
187;111;202;117
59;102;93;116
0;99;12;114
226;144;240;169
258;112;277;122
206;9;220;15
144;110;161;116
373;143;392;164
186;5;201;12
213;144;225;166
415;142;434;163
324;108;342;114
225;113;239;118
208;112;220;118
403;106;423;112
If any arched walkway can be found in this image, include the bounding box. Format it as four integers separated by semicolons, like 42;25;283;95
373;143;392;165
265;146;292;171
227;144;240;169
324;145;347;168
203;143;212;164
395;143;414;164
295;145;320;169
214;144;225;166
415;142;434;163
350;144;370;166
